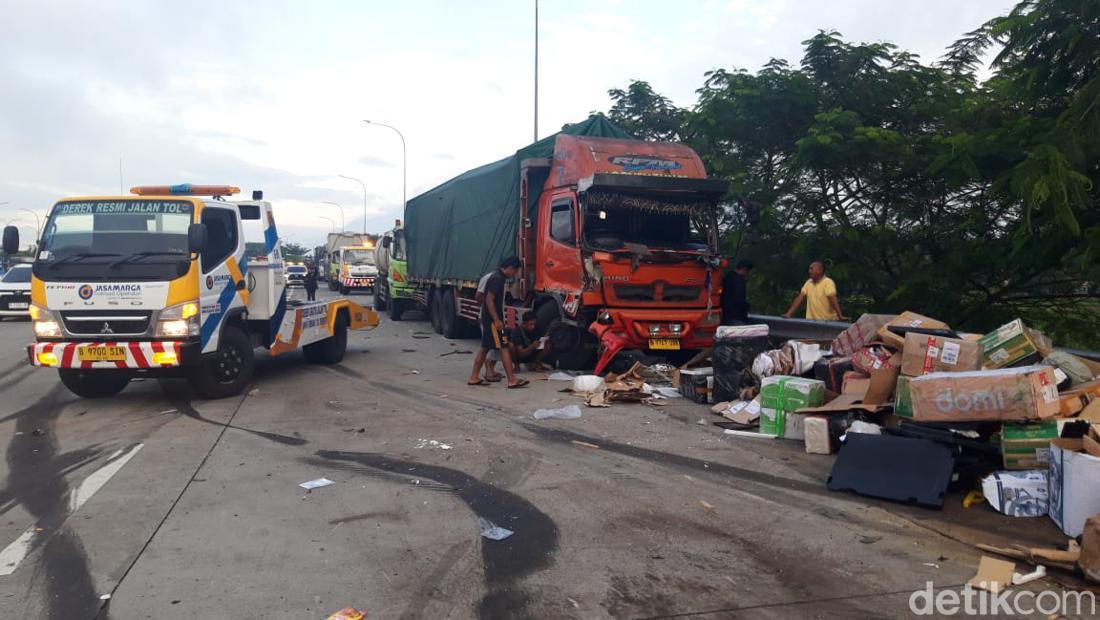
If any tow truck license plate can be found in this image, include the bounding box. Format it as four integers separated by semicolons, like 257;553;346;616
77;345;127;362
649;339;681;350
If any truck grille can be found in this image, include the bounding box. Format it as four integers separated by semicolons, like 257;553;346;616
612;284;703;303
61;310;152;336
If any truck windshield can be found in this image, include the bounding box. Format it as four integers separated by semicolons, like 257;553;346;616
344;249;375;266
37;200;193;281
582;192;710;252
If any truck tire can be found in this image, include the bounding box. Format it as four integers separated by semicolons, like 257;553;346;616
388;296;405;321
373;281;388;311
58;369;131;398
303;314;348;364
189;326;255;399
328;279;338;291
430;290;445;334
536;302;596;370
440;291;462;339
339;284;350;295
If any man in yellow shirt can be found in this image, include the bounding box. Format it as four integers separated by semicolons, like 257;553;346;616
783;261;848;321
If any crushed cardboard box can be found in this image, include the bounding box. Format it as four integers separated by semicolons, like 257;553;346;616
908;365;1060;422
877;311;949;350
969;556;1016;593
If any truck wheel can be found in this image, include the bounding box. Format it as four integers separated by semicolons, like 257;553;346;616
328;280;338;291
189;326;255;399
430;290;445;334
388;297;404;321
373;281;388;311
440;291;462;339
339;285;350;295
58;369;131;398
536;303;596;370
303;314;348;364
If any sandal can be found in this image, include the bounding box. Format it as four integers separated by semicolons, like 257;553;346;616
467;379;490;386
507;379;530;389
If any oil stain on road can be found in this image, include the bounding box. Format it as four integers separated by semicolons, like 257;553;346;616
313;450;560;620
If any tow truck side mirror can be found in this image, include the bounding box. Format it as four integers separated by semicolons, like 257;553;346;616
2;226;18;255
382;236;392;249
188;223;208;254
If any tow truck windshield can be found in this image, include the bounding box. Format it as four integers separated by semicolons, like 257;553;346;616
343;249;375;266
36;200;193;281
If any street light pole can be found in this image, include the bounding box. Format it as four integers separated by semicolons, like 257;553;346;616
534;0;539;141
321;201;346;232
18;209;41;242
338;175;368;235
317;215;336;233
362;120;407;212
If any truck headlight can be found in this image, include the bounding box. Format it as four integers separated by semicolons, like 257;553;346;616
156;301;200;338
31;303;62;338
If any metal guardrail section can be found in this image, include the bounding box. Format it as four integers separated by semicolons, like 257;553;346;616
747;314;1100;362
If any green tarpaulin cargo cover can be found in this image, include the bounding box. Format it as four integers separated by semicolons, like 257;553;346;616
404;115;633;283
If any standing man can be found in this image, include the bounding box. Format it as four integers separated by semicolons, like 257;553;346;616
783;261;848;321
468;256;529;388
475;270;501;382
721;259;754;325
304;264;319;302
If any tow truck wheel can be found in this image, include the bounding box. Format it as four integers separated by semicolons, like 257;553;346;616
303;314;348;364
58;369;132;398
189;326;255;399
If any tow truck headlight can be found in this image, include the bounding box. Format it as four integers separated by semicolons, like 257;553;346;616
156;301;200;338
31;304;62;338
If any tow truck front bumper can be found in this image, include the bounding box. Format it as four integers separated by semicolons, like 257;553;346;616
340;276;376;291
27;341;200;370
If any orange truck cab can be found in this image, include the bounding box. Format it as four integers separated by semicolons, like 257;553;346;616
517;135;726;368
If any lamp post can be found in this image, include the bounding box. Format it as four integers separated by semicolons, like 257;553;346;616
321;201;345;232
19;209;41;242
362;120;407;212
317;215;336;233
338;175;368;235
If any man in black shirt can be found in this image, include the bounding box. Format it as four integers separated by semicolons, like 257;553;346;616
721;259;754;325
468;256;529;388
509;310;551;371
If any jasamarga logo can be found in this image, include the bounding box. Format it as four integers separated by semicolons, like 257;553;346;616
93;284;142;294
935;388;1007;413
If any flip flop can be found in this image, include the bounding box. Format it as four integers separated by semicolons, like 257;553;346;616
467;379;490;386
507;379;530;389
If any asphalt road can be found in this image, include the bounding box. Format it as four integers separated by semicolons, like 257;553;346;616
0;287;1076;619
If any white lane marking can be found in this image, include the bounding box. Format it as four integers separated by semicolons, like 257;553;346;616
0;443;143;576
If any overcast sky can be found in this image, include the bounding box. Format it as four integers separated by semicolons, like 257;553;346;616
0;0;1014;249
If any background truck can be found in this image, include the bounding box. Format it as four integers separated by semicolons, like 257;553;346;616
401;116;728;368
373;220;413;319
331;243;379;295
2;184;378;399
321;232;371;290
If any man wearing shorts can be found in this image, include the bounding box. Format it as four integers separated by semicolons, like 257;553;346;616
468;256;528;388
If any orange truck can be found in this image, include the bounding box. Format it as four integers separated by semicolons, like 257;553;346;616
400;116;728;369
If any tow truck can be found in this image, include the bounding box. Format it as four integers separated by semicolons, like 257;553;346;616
333;243;379;295
1;184;379;399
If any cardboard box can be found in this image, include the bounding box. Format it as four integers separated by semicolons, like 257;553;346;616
900;332;983;376
1057;378;1100;417
909;365;1060;422
1001;420;1089;470
979;319;1044;369
831;313;896;357
1048;435;1100;537
758;376;825;438
981;470;1049;517
877;311;949;350
895;376;913;418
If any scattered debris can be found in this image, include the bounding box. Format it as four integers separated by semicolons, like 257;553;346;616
547;371;577;381
981;470;1048;517
159;408;178;415
402;348;417;353
299;478;335;490
921;562;940;569
533;405;582;420
968;556;1016;593
477;517;514;541
698;500;716;513
415;439;453;450
440;350;472;357
99;593;111;601
326;607;367;620
859;536;882;544
31;428;44;437
572;375;606;393
571;440;600;450
1012;565;1046;585
827;434;955;508
976;541;1080;572
248;388;260;396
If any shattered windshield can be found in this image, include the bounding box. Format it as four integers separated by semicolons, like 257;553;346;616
582;192;711;252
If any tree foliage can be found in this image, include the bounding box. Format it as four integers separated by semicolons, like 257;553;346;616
605;0;1100;348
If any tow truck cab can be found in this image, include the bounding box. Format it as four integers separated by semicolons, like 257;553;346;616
3;185;377;399
335;244;378;294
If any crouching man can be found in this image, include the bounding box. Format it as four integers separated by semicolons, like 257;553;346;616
510;311;552;371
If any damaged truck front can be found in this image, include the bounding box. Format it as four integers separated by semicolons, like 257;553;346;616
520;135;727;369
